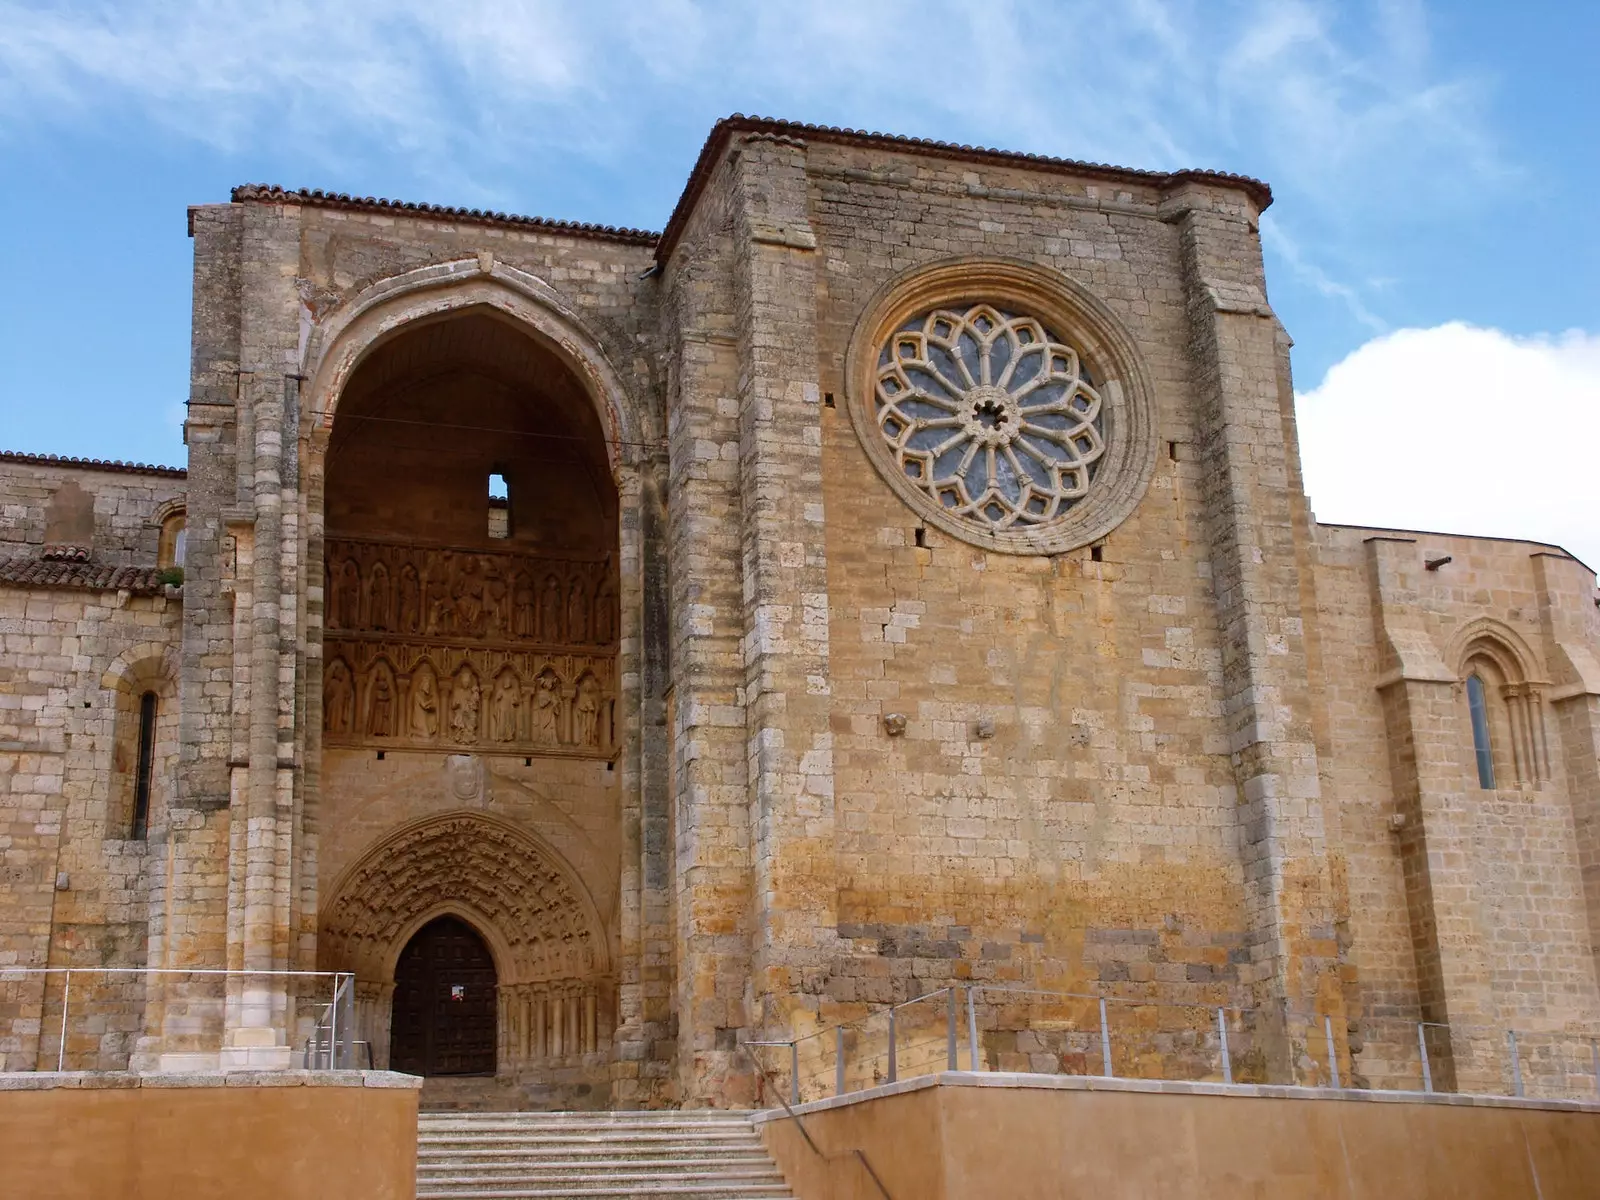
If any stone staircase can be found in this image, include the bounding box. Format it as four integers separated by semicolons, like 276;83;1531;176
415;1110;795;1199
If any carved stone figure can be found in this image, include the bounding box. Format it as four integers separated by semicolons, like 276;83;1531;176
323;658;355;735
368;561;391;631
567;580;590;644
490;669;521;743
540;576;563;642
575;673;601;748
452;556;485;635
532;669;561;745
513;572;536;638
593;578;616;645
367;661;396;737
333;559;361;629
450;665;481;744
409;661;440;740
398;563;421;634
426;565;452;635
486;570;511;638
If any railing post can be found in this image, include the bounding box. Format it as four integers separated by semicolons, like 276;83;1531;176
836;1025;846;1096
946;988;958;1071
1217;1008;1232;1084
1324;1015;1340;1089
887;1007;897;1084
790;1042;800;1106
1099;997;1113;1078
966;986;980;1071
1508;1029;1523;1097
58;969;71;1072
1418;1024;1433;1093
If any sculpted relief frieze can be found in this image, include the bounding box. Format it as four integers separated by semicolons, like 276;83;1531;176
322;538;618;758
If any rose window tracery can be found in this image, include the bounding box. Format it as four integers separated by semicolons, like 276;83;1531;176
875;303;1107;530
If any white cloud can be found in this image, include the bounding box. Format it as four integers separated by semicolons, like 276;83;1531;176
0;3;1499;196
1296;323;1600;571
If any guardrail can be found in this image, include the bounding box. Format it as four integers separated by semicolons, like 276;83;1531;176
743;985;1600;1106
0;967;357;1073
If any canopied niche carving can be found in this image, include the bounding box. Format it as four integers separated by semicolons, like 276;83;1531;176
319;811;608;988
323;537;619;757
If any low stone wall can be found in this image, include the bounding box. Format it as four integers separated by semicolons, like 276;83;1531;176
0;1070;420;1199
757;1072;1600;1199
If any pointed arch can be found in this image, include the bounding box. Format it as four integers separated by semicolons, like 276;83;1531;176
317;811;610;987
300;258;650;476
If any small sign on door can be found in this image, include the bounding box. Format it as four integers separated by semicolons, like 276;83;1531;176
450;985;465;1001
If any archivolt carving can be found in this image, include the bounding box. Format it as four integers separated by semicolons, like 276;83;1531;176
323;537;618;757
319;812;608;987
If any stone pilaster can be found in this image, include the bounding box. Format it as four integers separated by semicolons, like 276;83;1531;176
1366;534;1497;1091
662;162;756;1104
220;197;304;1068
142;204;241;1070
1167;181;1342;1081
728;134;838;1039
1532;551;1600;985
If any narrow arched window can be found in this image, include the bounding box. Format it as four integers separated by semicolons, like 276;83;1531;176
1466;674;1496;790
132;691;157;839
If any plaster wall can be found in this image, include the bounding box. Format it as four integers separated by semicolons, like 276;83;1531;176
0;1072;418;1200
760;1075;1600;1200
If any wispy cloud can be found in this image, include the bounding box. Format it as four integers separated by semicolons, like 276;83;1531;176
0;1;1505;313
1261;216;1387;333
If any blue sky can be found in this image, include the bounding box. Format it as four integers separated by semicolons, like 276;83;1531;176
1;1;1596;565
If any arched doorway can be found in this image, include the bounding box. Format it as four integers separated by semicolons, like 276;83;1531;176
391;915;498;1076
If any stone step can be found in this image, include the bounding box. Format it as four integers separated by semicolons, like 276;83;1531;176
422;1158;777;1164
416;1187;792;1200
420;1134;766;1149
421;1168;786;1185
415;1111;791;1200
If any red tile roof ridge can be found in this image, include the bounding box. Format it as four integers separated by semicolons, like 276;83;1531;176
230;185;661;246
0;449;186;478
657;114;1274;263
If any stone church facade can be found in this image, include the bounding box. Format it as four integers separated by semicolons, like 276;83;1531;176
3;115;1598;1108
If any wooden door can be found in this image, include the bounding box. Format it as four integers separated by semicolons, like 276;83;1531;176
390;915;497;1075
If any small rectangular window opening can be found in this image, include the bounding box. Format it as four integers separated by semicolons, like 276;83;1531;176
132;691;157;840
914;527;926;548
488;471;511;539
1091;544;1103;563
824;392;836;409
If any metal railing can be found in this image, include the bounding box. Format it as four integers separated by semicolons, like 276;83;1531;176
0;967;357;1073
742;984;1600;1107
736;1037;891;1199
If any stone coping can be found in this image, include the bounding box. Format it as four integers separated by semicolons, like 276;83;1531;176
0;1070;421;1092
751;1070;1600;1122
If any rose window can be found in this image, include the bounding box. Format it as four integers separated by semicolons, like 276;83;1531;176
875;304;1107;530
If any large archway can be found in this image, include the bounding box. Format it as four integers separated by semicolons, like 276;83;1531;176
311;301;627;1103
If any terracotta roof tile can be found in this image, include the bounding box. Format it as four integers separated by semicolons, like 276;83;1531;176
0;450;186;478
0;553;171;596
231;185;660;246
657;114;1275;262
